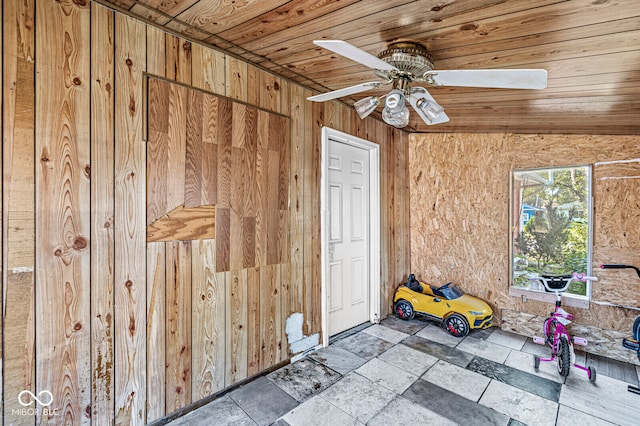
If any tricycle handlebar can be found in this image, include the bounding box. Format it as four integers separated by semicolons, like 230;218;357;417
600;264;640;278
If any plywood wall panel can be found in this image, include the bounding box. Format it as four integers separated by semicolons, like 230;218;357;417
2;0;36;423
191;43;225;95
90;4;116;424
226;269;248;384
146;26;166;77
246;267;261;376
165;35;191;84
113;14;147;424
409;132;640;364
289;84;305;315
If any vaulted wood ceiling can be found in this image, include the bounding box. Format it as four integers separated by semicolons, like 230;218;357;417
99;0;640;134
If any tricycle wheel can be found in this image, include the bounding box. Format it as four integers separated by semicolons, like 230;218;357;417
534;355;540;370
557;336;570;382
588;366;597;383
395;300;415;321
444;313;469;338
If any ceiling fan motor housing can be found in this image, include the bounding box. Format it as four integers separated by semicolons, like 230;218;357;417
375;41;434;80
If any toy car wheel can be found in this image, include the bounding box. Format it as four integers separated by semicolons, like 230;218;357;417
395;300;415;321
444;313;469;337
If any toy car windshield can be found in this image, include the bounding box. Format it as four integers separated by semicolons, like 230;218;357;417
434;283;463;300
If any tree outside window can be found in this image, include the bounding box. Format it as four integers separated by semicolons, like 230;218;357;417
511;166;592;296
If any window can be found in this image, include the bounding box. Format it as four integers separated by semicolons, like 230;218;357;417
511;166;592;296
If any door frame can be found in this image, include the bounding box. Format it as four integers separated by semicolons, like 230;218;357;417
320;127;381;347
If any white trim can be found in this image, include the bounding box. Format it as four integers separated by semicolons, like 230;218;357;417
320;127;381;348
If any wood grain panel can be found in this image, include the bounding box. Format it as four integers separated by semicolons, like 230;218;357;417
259;265;278;370
166;82;187;212
192;240;226;399
246;267;261;376
3;0;36;423
226;269;248;384
201;94;218;205
166;240;192;412
289;84;305;315
216;97;233;209
184;89;204;208
114;14;147;424
191;42;225;95
146;242;166;422
225;56;248;102
215;208;231;272
90;4;116;424
165;35;192;84
147;205;216;242
35;0;91;424
146;25;166;77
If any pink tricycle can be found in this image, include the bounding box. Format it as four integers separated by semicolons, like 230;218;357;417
530;272;597;383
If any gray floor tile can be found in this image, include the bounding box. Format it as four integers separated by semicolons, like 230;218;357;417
486;329;527;350
521;337;552;357
307;345;366;375
167;395;257;426
561;372;638;426
466;356;562;402
355;357;418;394
229;377;299;426
415;323;464;347
479;380;558;426
280;395;363;426
267;358;341;402
402;335;474;368
456;336;512;363
504;348;563;383
377;343;439;376
586;352;639;385
333;331;395;360
319;373;396;423
556;405;617;426
403;378;510;426
421;360;491;402
367;395;457;426
472;326;497;340
379;315;427;335
362;323;408;344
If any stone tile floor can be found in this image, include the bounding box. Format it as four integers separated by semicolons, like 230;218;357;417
166;317;640;426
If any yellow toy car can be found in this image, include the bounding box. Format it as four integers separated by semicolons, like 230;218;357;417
394;274;493;337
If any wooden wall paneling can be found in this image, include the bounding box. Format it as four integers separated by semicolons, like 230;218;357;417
91;4;116;424
266;142;281;266
391;128;408;315
254;110;270;267
165;240;192;412
225;55;248;102
302;88;314;335
191;43;225;95
184;88;204;208
166;82;187;213
2;0;36;423
200;93;218;205
191;239;226;398
226;269;248;384
114;14;147;424
165;34;192;84
247;64;261;107
230;103;247;271
259;265;278;370
309;101;323;334
377;120;390;316
147;78;169;224
35;0;91;424
278;262;290;362
146;242;166;422
246;267;261;376
289;84;305;315
215;98;232;271
146;26;166;77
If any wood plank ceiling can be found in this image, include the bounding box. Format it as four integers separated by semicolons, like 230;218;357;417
99;0;640;134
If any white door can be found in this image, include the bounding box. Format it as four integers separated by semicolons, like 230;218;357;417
327;139;370;336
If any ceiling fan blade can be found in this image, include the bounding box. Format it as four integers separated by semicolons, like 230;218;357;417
408;88;449;125
425;69;547;89
314;40;397;72
307;81;384;102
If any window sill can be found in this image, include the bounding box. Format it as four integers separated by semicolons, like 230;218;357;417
509;287;589;309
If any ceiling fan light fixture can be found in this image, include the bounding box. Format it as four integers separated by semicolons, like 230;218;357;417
382;106;410;128
416;97;444;124
354;96;380;119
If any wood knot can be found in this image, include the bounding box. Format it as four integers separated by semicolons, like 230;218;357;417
73;236;88;250
129;317;136;335
105;82;112;92
183;41;191;51
125;58;133;67
84;164;91;178
74;322;83;331
273;81;280;91
106;313;112;323
125;280;133;288
73;77;82;86
201;294;206;301
85;404;91;418
460;23;478;31
175;386;182;394
104;220;111;229
54;248;63;257
431;5;443;11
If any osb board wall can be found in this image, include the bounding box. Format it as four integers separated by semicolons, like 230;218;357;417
409;133;640;364
0;2;410;424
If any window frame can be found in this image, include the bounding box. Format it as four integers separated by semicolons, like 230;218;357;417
508;164;594;308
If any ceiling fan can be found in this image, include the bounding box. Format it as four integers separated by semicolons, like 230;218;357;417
307;40;547;128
